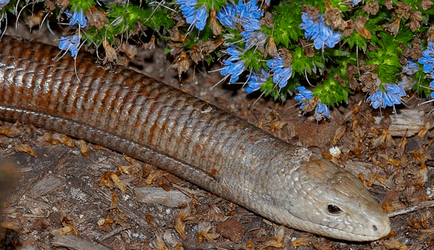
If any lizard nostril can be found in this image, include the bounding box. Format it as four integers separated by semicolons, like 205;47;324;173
373;225;377;231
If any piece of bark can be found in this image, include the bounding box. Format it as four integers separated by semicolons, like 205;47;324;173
134;186;190;208
375;109;432;137
28;176;65;198
53;235;110;250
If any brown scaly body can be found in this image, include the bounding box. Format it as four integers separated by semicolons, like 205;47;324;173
0;36;390;241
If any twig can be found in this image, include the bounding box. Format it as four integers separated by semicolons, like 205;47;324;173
388;200;434;218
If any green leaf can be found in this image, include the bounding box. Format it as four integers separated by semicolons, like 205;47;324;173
269;4;303;47
313;77;349;106
69;0;95;11
346;32;368;52
197;0;231;11
365;32;402;83
291;47;325;76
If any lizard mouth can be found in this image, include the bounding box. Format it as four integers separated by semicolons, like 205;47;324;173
315;217;391;241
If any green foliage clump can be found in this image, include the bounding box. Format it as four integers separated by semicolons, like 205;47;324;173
1;0;433;120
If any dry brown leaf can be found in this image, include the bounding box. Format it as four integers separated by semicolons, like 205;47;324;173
385;17;401;37
197;222;220;243
290;237;310;247
261;11;274;28
50;225;74;237
169;26;186;42
102;39;117;64
120;42;138;60
266;35;278;57
45;0;56;11
354;16;371;39
300;39;315;57
99;172;113;188
152;235;169;250
422;0;434;10
346;64;358;90
123;154;139;165
406;11;422;32
172;51;190;78
0;127;21;137
384;0;394;10
53;133;75;148
301;5;320;19
110;173;126;193
332;125;346;145
386;157;400;167
26;11;45;29
279;48;293;67
359;72;380;94
86;6;108;30
200;38;224;55
41;134;60;145
382;238;409;250
143;35;156;50
396;2;411;19
363;1;379;15
78;140;89;158
175;206;191;241
404;38;422;60
118;165;140;175
111;191;118;208
145;169;167;185
209;9;221;36
343;20;354;37
300;96;319;113
14;144;37;157
324;1;347;30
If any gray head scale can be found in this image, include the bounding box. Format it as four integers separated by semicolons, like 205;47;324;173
268;155;391;241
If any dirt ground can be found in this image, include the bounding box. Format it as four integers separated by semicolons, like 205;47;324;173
1;29;434;250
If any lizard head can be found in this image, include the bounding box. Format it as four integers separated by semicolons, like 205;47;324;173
268;155;391;241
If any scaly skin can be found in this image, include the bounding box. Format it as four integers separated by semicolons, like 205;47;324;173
0;36;390;241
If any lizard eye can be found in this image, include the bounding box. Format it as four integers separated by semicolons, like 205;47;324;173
327;204;342;214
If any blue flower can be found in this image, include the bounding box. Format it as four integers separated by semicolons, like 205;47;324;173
221;60;245;83
221;45;245;83
402;60;419;75
225;45;241;61
216;0;263;31
177;0;208;31
429;78;434;98
0;0;9;9
237;0;262;19
216;4;238;28
59;35;80;57
351;0;362;6
314;103;330;121
66;9;87;28
418;42;434;73
246;69;268;93
273;67;293;88
295;87;329;120
398;75;416;91
368;84;406;110
295;86;314;109
267;57;292;88
267;57;284;71
241;31;267;49
300;13;342;50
